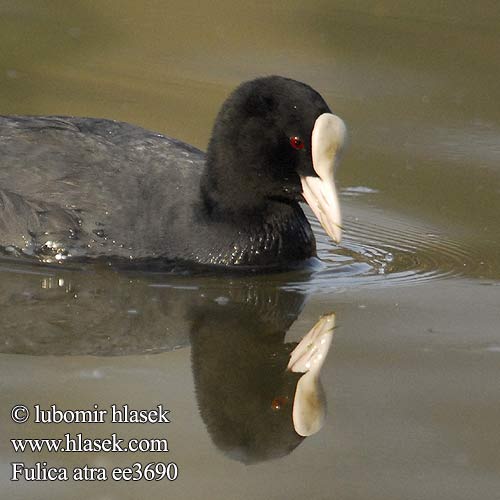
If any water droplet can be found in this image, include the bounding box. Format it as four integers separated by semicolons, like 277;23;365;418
214;296;229;305
93;229;106;238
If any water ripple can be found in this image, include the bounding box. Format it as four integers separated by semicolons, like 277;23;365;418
0;201;487;295
296;202;485;292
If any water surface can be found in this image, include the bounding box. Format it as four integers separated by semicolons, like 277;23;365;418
1;1;499;499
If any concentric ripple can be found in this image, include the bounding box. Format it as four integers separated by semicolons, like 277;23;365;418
294;199;486;292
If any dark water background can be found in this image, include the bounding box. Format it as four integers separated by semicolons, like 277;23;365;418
1;1;499;499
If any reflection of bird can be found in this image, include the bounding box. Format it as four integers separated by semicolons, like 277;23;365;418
0;76;346;270
0;259;335;464
0;267;309;356
190;292;335;464
0;268;195;356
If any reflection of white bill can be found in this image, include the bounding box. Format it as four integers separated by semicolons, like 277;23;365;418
288;313;335;437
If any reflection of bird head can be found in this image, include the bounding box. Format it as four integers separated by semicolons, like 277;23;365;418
191;305;304;464
189;287;334;464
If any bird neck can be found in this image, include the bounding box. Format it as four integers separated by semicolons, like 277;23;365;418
193;190;316;268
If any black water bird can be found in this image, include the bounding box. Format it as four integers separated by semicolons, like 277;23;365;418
0;76;346;270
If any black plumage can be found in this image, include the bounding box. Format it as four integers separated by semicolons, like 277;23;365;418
0;76;339;270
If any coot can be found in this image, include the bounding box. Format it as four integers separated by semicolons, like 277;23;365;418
0;76;346;270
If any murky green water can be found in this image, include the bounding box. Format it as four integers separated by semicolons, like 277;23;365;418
1;2;499;499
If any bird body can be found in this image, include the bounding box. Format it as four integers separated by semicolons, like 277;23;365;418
0;76;346;270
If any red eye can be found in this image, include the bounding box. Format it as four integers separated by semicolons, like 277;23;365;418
290;136;304;150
